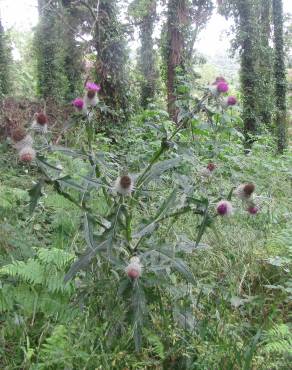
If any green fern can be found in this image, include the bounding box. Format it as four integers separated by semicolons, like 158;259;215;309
36;325;73;369
37;248;75;269
0;259;45;285
33;325;90;369
144;329;165;360
0;248;75;317
263;324;292;356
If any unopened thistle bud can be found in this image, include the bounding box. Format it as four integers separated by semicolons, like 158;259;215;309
216;200;233;216
207;163;216;172
11;128;33;151
18;146;36;163
226;96;237;106
114;175;134;196
11;127;26;142
125;256;142;279
200;163;216;178
212;76;226;85
247;205;259;215
32;112;48;134
235;183;255;200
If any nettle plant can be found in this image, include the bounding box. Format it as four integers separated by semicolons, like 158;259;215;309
17;78;258;350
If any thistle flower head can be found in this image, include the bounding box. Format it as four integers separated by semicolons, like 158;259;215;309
72;97;84;110
35;112;48;125
247;205;259;215
85;82;101;92
212;76;226;85
11;127;26;142
114;175;134;196
235;183;255;200
13;134;33;151
217;81;229;93
84;92;98;107
18;146;36;163
32;114;48;134
125;256;142;279
207;163;216;172
216;200;233;216
200;163;216;178
227;96;237;106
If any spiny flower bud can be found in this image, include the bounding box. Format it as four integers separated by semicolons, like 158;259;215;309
84;82;100;107
18;146;36;163
212;76;226;85
13;134;33;151
207;163;216;172
87;90;96;99
216;200;233;216
247;205;259;215
11;127;26;142
114;175;134;196
36;113;48;125
32;113;48;134
72;97;84;111
125;256;142;279
217;81;229;93
235;183;255;200
227;96;237;106
200;163;216;178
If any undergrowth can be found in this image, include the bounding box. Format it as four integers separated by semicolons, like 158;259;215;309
0;114;291;369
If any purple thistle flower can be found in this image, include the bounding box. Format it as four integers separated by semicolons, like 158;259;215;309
217;81;229;93
72;98;84;110
85;82;101;92
247;205;259;215
216;200;233;216
227;96;237;106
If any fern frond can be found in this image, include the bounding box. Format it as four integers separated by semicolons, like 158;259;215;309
263;324;292;356
0;259;45;285
45;270;72;293
37;248;75;269
145;330;165;360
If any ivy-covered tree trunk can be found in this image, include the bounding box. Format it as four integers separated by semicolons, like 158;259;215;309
94;0;129;119
257;0;273;126
61;0;83;101
35;0;66;101
165;0;188;123
237;0;258;148
0;18;11;96
272;0;287;153
139;0;157;108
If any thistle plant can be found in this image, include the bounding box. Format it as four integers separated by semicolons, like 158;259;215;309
24;76;259;350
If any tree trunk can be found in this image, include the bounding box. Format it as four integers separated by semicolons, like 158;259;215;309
61;0;83;100
94;0;129;119
35;0;64;101
237;0;257;149
139;0;157;108
0;18;10;96
272;0;287;153
166;0;188;123
257;0;273;126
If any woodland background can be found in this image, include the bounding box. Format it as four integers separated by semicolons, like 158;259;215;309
0;0;292;369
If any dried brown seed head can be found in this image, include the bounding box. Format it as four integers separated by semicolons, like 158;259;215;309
12;127;26;142
120;175;132;189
